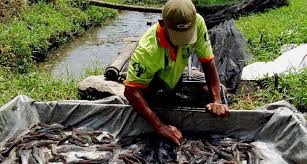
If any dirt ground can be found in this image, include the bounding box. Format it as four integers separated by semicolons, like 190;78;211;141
0;0;26;21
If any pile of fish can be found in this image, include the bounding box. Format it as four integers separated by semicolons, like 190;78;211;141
0;123;261;164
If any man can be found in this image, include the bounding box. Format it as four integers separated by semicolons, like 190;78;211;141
124;0;229;145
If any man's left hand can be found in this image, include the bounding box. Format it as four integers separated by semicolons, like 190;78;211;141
206;102;229;116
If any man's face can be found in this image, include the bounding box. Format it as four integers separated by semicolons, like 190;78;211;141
163;20;197;46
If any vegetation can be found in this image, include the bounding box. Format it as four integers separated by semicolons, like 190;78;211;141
0;0;115;106
0;67;79;105
193;0;237;6
236;0;307;62
0;0;116;73
231;69;307;111
0;63;105;106
231;0;307;110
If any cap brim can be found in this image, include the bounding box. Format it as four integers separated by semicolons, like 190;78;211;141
167;25;197;46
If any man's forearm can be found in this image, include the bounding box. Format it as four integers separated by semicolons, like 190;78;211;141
124;86;163;130
202;59;222;103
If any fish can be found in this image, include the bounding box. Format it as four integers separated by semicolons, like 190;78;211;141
1;138;22;157
0;154;6;162
56;145;94;153
96;144;120;152
48;144;66;163
176;148;189;164
22;133;62;142
19;140;58;150
18;149;30;164
118;153;146;164
0;123;262;164
72;154;110;164
32;146;45;164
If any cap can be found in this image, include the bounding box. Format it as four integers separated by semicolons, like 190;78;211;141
162;0;197;46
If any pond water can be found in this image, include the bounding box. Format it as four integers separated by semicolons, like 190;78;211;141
42;11;161;79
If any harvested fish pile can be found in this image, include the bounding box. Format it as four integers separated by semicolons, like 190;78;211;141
0;123;261;164
0;123;118;163
121;134;261;164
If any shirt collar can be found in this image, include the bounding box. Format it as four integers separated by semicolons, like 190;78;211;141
156;22;177;61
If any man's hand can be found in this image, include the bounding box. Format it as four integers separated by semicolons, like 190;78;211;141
155;124;182;145
125;86;183;145
206;102;229;116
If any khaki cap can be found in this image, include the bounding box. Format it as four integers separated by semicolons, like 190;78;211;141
163;0;197;46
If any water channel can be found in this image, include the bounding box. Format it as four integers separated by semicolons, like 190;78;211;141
42;11;161;79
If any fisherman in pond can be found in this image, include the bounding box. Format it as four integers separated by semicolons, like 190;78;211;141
124;0;229;145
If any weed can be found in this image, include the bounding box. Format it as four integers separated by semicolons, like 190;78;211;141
82;60;105;76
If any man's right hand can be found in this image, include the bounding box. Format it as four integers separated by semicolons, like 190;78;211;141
124;86;183;145
155;124;182;145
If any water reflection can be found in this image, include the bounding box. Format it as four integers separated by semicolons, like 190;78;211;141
45;11;161;79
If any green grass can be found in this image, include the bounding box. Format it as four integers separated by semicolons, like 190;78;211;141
0;67;79;106
193;0;237;6
0;0;117;73
232;0;307;110
231;69;307;111
0;63;106;106
236;0;307;62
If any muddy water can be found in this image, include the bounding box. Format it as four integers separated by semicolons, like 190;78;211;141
43;11;161;79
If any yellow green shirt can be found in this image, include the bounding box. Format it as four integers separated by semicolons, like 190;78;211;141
125;14;214;90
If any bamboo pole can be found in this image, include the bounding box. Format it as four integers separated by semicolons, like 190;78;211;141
105;41;138;81
88;0;162;13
